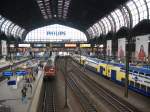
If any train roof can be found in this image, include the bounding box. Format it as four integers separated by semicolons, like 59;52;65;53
131;66;150;75
84;56;150;75
121;66;150;75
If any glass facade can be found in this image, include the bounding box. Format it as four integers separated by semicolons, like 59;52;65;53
25;24;87;42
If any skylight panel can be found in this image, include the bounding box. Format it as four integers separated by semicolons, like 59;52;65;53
146;0;150;19
111;11;120;31
133;0;147;20
93;24;99;37
95;23;102;36
0;18;5;28
115;9;126;28
127;1;139;27
98;21;105;35
104;17;112;33
107;15;115;32
1;20;9;32
7;23;15;36
4;20;12;36
36;0;51;19
58;0;63;18
63;0;71;19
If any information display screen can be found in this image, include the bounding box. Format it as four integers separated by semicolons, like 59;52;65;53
33;44;46;48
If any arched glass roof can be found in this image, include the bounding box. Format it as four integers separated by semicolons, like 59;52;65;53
87;0;150;38
0;15;26;39
36;0;71;19
147;0;150;18
25;24;87;42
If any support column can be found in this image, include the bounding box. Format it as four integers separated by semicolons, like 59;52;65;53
124;34;130;98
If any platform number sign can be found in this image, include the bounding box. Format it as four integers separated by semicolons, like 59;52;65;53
16;70;28;76
3;71;13;77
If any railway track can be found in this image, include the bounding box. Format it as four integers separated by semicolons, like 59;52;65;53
70;60;141;112
42;81;56;112
66;73;97;112
0;105;11;112
59;58;97;112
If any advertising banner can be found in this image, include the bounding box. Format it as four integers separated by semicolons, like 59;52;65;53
135;35;149;61
1;40;7;56
106;40;112;56
65;44;77;48
118;38;126;58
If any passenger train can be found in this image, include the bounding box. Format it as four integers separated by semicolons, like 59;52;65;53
43;55;56;80
71;54;150;96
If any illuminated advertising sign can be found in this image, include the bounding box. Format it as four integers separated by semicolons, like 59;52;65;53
10;44;15;48
65;44;77;48
80;44;91;48
19;44;30;48
47;31;66;36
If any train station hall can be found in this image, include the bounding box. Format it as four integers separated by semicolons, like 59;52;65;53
0;0;150;112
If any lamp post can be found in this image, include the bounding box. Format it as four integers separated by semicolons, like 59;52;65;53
79;47;81;65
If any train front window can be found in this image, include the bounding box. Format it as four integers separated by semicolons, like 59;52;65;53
46;58;55;67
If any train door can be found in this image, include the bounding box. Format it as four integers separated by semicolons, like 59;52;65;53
99;66;103;76
111;70;116;81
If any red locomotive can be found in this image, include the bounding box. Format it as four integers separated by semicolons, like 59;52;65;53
43;59;56;80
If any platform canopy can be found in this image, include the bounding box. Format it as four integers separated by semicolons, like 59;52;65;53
25;24;87;43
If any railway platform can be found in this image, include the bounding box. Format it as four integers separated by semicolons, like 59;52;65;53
72;60;150;112
0;60;42;112
0;58;29;69
0;58;84;112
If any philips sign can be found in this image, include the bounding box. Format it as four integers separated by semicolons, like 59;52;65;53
47;31;66;36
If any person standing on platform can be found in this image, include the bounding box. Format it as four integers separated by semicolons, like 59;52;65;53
83;59;86;72
21;86;27;104
26;77;32;94
28;83;32;94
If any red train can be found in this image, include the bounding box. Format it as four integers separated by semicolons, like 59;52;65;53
43;59;56;80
